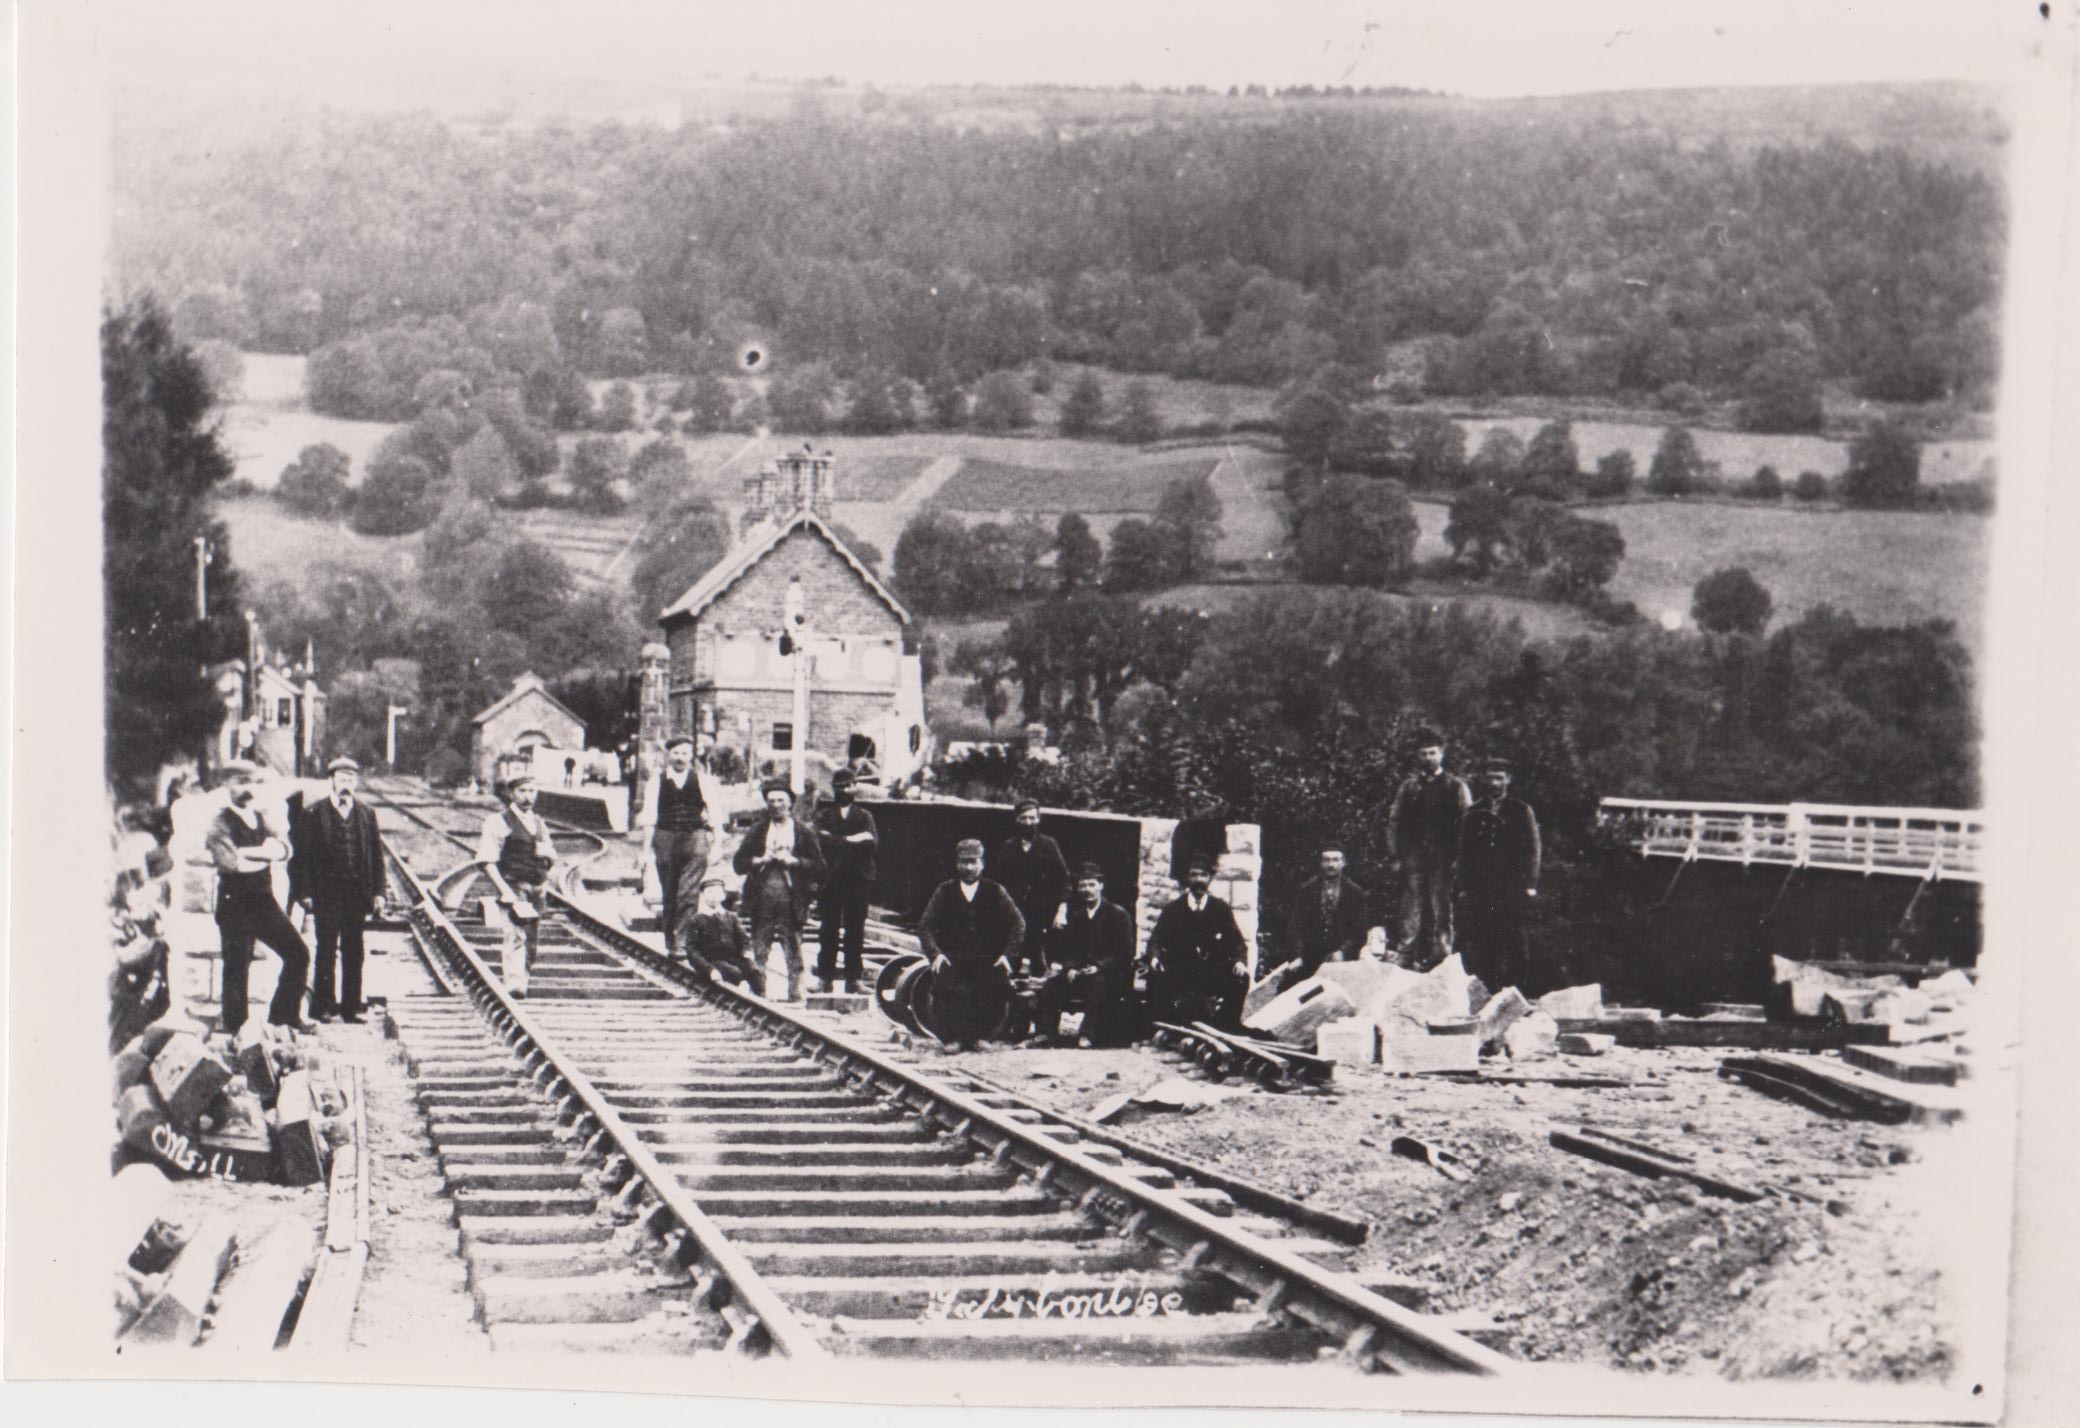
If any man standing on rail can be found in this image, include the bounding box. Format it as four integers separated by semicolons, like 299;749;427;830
916;839;1025;1051
1388;729;1471;970
732;779;825;1003
1033;861;1138;1047
1455;757;1543;994
474;772;559;999
813;768;878;995
636;734;720;962
207;760;312;1034
289;755;384;1024
993;797;1070;978
1140;852;1250;1031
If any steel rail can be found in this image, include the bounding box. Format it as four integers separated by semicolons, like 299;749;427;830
379;839;832;1361
547;886;1512;1376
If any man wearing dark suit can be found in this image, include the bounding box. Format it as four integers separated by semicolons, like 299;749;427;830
1141;853;1250;1030
1283;842;1371;988
1033;862;1138;1046
1388;729;1472;969
992;798;1070;977
289;755;385;1024
813;768;878;994
1456;758;1543;994
732;780;826;1003
916;839;1025;1050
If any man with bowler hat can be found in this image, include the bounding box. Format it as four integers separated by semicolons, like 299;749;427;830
206;760;311;1034
1283;841;1371;988
289;755;384;1023
993;797;1070;977
1140;852;1250;1030
732;779;825;1003
1455;757;1543;993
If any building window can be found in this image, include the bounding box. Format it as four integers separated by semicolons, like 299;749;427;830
277;698;294;726
909;725;923;753
771;722;794;752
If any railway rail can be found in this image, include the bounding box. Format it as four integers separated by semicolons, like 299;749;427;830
366;780;1511;1373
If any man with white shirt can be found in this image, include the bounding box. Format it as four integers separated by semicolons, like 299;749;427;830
1140;852;1250;1031
916;839;1025;1051
731;779;825;1002
288;755;385;1023
636;735;721;958
206;760;311;1034
475;773;559;998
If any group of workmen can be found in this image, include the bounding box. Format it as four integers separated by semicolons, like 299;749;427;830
636;727;1542;1050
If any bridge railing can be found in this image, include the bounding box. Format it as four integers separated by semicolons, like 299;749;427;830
1596;798;1984;882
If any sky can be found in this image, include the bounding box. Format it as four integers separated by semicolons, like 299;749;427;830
80;0;2051;104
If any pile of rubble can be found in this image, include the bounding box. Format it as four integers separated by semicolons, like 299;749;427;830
115;1020;352;1187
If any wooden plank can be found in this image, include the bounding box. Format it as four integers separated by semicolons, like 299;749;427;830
1548;1128;1762;1202
1720;1054;1965;1125
1554;1016;1888;1050
109;1163;174;1271
206;1221;319;1352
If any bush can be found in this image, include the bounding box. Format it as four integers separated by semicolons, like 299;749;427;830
1747;464;1784;501
1793;470;1830;502
1291;475;1420;588
1646;427;1703;496
423;745;469;787
1840;420;1921;509
1692;566;1774;635
1656;382;1709;417
972;371;1034;432
1586;449;1635;498
277;443;352;517
350;453;440;535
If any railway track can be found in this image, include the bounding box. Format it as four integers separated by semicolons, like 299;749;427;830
367;780;1512;1373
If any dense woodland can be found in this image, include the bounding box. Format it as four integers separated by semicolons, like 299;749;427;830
116;96;2003;417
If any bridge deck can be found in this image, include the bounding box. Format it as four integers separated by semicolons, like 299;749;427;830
1596;798;1983;883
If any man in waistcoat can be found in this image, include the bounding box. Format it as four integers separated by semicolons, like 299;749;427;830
1388;729;1472;970
206;760;312;1034
732;780;825;1003
1282;841;1371;989
289;755;385;1023
916;839;1025;1051
474;772;558;998
1140;853;1250;1031
813;768;879;994
1033;862;1138;1047
993;798;1070;977
637;735;720;959
1456;757;1543;994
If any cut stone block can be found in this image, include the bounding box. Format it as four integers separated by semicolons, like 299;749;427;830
1537;983;1604;1020
272;1071;327;1188
1557;1032;1617;1056
1215;852;1260;881
1504;1010;1560;1060
1244;975;1358;1047
1773;955;1904;1017
1316;1018;1379;1066
123;1213;236;1346
1223;824;1261;855
1473;988;1531;1049
1381;1023;1481;1074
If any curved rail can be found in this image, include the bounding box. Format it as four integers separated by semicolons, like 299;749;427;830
379;836;831;1360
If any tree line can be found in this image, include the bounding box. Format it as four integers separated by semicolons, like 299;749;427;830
118;101;2001;414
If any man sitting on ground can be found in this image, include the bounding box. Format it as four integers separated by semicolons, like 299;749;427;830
678;876;764;995
1033;862;1138;1047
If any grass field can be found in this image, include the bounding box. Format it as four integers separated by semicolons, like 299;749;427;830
930;454;1221;514
215;496;419;591
1455;415;1995;486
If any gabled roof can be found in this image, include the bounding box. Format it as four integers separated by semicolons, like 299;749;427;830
658;508;911;627
472;671;586;729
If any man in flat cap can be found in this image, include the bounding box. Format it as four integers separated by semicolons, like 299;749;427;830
916;838;1024;1051
1140;852;1250;1030
288;755;384;1023
1456;758;1542;993
206;760;312;1034
679;876;764;995
732;779;825;1002
1388;727;1471;970
636;734;721;962
1034;861;1138;1047
1281;840;1372;989
993;797;1070;978
475;771;558;998
813;768;879;994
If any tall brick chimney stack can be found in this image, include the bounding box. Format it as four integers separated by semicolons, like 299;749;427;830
740;446;836;528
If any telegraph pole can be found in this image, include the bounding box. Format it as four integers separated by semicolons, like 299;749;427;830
784;576;808;796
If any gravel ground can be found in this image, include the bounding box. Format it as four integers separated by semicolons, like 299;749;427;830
904;1030;1971;1382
